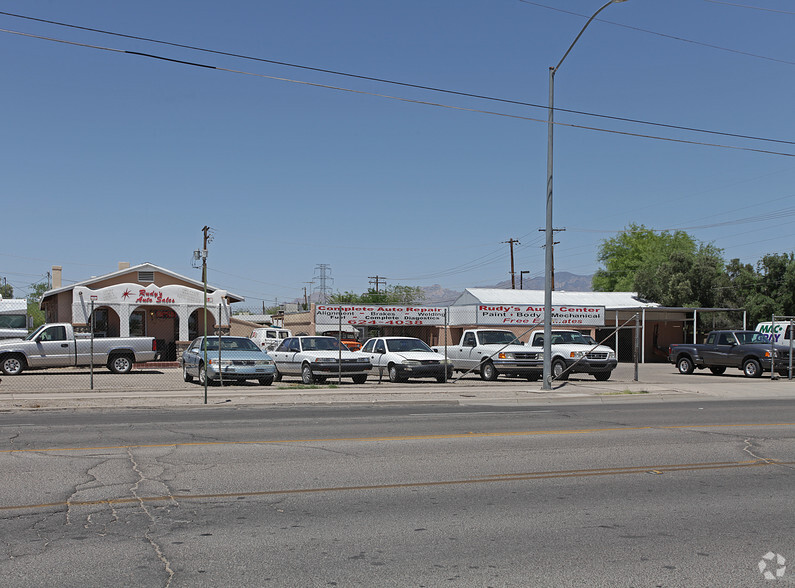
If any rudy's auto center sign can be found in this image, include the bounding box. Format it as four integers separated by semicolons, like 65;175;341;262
316;305;447;326
477;305;605;326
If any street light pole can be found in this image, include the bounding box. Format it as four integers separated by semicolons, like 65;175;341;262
542;0;629;390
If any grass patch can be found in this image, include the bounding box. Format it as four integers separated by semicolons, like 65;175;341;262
598;389;649;395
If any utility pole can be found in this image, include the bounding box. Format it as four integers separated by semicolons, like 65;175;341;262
502;239;520;289
520;270;530;290
302;281;313;310
368;275;387;293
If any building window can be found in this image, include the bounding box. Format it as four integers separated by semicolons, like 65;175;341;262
130;311;146;336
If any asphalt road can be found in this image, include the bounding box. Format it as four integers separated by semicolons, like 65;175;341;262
1;399;793;586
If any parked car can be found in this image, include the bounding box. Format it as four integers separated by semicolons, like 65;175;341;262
270;336;371;384
668;330;792;378
250;327;292;353
529;329;617;381
360;336;453;383
433;329;543;381
182;336;276;386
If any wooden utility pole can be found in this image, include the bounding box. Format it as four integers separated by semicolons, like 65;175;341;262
368;275;387;293
502;239;520;289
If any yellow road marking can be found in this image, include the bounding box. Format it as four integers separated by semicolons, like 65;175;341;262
1;422;793;454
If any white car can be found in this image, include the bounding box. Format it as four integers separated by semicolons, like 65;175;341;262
270;336;371;384
360;336;453;383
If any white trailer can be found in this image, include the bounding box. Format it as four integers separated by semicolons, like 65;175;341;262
0;296;28;339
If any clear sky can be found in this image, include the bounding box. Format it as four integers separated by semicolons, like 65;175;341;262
2;0;794;308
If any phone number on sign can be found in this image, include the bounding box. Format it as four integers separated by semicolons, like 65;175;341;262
348;320;429;325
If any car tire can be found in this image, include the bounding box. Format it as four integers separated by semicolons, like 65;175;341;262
709;366;726;375
258;376;274;386
480;361;498;381
593;371;611;381
552;359;569;381
198;363;215;386
1;354;25;376
388;364;404;383
183;364;194;382
108;354;133;374
676;356;695;375
273;369;282;382
351;374;367;384
301;364;315;385
742;358;762;378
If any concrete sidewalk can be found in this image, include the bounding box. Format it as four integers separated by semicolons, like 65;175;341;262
0;363;792;410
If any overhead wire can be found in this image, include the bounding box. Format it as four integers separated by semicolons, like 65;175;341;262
0;11;794;148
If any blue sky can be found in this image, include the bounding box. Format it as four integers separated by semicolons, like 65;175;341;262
2;0;794;308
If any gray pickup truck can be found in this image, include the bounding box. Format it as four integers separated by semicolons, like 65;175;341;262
0;323;157;375
668;330;792;378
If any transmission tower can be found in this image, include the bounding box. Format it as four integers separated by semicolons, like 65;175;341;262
313;264;333;303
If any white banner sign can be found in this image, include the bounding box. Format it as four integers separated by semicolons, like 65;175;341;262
476;305;605;326
315;305;447;326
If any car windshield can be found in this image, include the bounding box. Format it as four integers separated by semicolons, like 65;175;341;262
550;332;589;345
201;337;261;352
479;331;521;345
735;331;770;345
301;337;343;351
386;338;433;353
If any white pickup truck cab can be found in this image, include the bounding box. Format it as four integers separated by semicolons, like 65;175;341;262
0;323;157;375
529;329;617;381
433;329;543;381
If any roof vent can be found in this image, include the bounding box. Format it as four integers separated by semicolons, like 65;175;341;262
138;271;155;284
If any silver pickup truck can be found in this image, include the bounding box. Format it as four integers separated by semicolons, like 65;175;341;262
0;323;157;375
433;329;543;381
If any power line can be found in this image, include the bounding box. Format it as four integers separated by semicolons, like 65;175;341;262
1;12;794;148
4;27;793;158
518;0;795;67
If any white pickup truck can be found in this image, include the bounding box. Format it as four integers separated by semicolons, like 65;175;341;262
0;323;157;375
433;329;543;381
529;329;617;381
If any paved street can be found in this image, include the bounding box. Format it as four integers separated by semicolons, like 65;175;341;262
0;399;793;586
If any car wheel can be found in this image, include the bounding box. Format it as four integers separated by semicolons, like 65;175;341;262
301;364;315;385
480;361;498;381
552;359;569;381
183;364;194;382
351;374;367;384
593;371;611;381
709;366;726;375
743;358;762;378
388;364;403;383
199;363;215;386
108;354;133;374
1;354;25;376
258;376;273;386
273;369;282;382
676;356;694;375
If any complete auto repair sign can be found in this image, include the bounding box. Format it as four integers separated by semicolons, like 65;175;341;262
477;305;605;326
316;305;447;326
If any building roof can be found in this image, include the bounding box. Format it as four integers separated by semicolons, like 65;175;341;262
41;262;245;303
450;288;660;310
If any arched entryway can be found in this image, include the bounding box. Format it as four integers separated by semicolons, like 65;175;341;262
188;308;217;341
130;306;181;360
89;306;121;338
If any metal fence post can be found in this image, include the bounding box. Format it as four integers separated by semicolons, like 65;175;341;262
634;313;639;382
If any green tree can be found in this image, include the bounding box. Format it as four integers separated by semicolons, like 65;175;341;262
0;282;13;298
592;224;698;293
724;253;795;325
328;285;425;305
26;282;49;328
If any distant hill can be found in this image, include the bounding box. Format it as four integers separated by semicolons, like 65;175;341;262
420;272;594;305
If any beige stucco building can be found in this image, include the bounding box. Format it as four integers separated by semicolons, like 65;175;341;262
40;262;258;360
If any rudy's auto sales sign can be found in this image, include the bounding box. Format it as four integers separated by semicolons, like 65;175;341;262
316;305;447;326
477;305;605;326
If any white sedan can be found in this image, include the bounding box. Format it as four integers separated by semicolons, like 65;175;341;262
270;336;371;384
359;337;453;383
